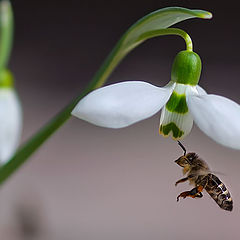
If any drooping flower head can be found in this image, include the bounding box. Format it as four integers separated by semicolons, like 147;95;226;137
69;7;240;150
72;46;240;150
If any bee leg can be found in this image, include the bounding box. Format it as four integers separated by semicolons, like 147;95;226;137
175;175;194;186
175;177;189;186
177;191;191;201
177;186;203;202
195;192;203;198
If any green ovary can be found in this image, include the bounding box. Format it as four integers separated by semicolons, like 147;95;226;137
165;91;188;114
171;50;202;86
0;69;14;88
159;122;184;139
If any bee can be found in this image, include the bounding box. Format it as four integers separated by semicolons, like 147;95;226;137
175;141;233;211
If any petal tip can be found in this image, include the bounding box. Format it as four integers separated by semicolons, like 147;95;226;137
202;11;213;19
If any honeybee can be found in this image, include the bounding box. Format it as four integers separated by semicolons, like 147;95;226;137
175;141;233;211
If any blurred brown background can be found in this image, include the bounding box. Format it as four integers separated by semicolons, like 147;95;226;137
1;0;240;239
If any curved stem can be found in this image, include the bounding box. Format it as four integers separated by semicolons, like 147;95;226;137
0;0;13;72
139;28;193;51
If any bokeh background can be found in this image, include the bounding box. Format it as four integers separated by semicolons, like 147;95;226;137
1;0;240;239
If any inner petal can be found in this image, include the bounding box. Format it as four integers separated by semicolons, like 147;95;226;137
159;84;193;139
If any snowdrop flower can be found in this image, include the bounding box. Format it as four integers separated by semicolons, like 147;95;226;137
0;70;22;164
72;50;240;150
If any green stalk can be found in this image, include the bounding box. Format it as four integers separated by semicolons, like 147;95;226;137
139;28;193;51
0;0;13;72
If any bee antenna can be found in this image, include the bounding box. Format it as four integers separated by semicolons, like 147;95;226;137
177;141;186;156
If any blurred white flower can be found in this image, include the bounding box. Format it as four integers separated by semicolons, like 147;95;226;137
0;71;22;164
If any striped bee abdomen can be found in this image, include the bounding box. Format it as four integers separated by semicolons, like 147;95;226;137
204;174;233;211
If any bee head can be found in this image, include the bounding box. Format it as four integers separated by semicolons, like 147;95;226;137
175;152;197;166
175;155;191;168
175;142;198;169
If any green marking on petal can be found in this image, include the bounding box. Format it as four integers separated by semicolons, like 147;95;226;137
159;122;184;139
165;91;188;114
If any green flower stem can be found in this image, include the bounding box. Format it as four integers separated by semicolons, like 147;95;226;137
0;7;212;185
0;0;13;72
139;28;193;51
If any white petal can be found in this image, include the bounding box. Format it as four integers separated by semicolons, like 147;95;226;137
72;81;175;128
186;85;207;96
0;89;22;164
187;94;240;149
196;85;207;95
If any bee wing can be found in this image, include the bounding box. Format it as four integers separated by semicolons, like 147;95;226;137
210;171;226;176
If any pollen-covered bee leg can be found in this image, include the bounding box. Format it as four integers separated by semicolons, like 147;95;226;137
177;186;204;202
195;192;203;198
